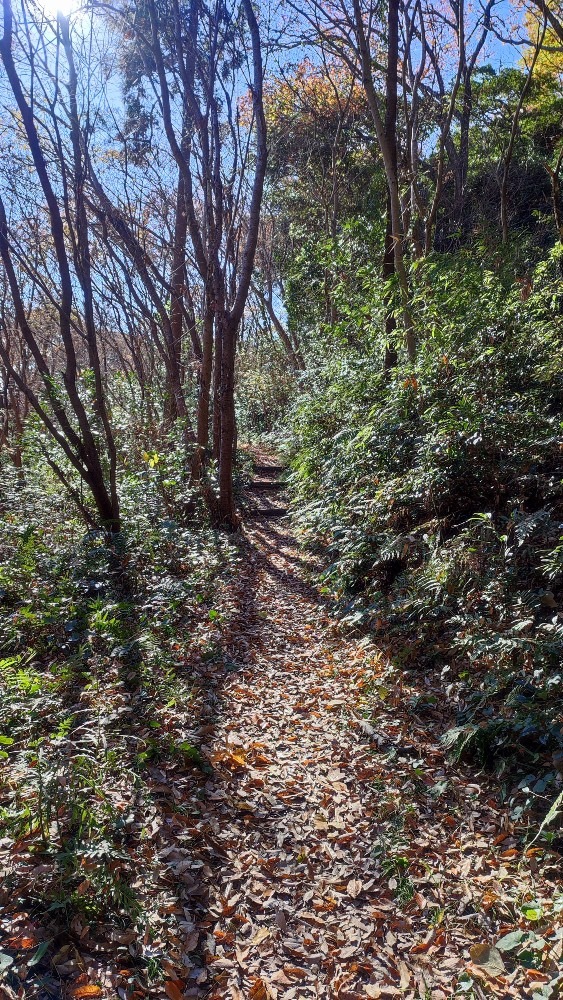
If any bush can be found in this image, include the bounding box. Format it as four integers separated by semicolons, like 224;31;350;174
288;245;563;807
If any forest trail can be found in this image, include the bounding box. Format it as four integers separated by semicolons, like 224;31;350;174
2;461;552;1000
189;467;390;998
175;460;524;1000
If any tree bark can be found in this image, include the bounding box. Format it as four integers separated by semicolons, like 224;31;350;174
166;169;189;421
352;0;415;360
215;313;238;528
382;193;398;370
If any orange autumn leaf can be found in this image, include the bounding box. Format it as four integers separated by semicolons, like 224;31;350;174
410;935;434;954
526;970;550;982
164;981;184;1000
249;979;269;1000
482;891;499;911
493;833;509;845
71;987;104;999
6;935;39;950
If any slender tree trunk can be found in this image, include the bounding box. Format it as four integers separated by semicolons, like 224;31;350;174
166;169;189;420
212;312;222;462
251;282;304;369
383;194;398;370
548;153;563;244
546;147;563;270
0;3;120;531
216;313;237;529
455;71;472;237
385;0;415;361
501;18;545;242
193;296;214;479
61;17;120;528
353;0;415;360
146;0;266;527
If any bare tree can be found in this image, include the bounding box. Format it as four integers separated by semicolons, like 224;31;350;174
135;0;268;527
0;0;120;528
287;0;416;358
500;14;547;242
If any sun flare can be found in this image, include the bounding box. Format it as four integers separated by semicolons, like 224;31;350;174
34;0;81;20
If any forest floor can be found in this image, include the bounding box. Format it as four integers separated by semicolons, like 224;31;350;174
172;459;561;1000
1;456;562;1000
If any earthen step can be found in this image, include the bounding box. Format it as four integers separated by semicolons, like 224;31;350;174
249;481;285;492
253;464;285;477
250;508;288;519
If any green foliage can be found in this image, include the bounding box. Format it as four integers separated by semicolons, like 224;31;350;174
0;447;235;932
285;216;385;352
289;244;563;818
236;340;297;439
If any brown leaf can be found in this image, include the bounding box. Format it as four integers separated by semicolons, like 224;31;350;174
164;981;184;1000
346;878;363;899
251;927;270;946
283;966;309;980
271;970;293;985
71;988;104;999
248;978;269;1000
410;929;435;954
397;960;411;989
469;943;506;978
5;935;39;950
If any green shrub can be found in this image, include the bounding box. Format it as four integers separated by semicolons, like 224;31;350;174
289;244;563;810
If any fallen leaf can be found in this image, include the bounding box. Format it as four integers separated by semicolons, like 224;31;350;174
496;930;527;952
251;927;270;946
0;951;14;973
347;878;363;898
469;943;505;978
249;978;269;1000
397;960;411;989
526;970;550;982
5;935;38;950
164;982;184;1000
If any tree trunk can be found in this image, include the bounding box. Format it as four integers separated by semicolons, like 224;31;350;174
193;297;214;479
501;18;546;243
382;193;398;370
353;0;415;360
166;168;189;421
216;314;238;529
212;312;222;462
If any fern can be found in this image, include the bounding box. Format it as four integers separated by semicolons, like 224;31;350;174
512;509;551;548
442;720;511;765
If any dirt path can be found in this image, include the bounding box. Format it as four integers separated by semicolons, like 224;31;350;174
191;510;388;999
176;466;455;999
174;464;560;1000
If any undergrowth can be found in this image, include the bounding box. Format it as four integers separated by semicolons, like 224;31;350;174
289;244;563;830
0;454;237;973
